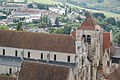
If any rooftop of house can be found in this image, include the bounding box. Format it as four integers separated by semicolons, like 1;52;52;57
107;65;120;80
18;61;70;80
79;14;101;30
0;4;24;7
14;9;41;13
103;32;112;51
0;55;22;67
0;76;16;80
111;47;120;58
0;30;75;53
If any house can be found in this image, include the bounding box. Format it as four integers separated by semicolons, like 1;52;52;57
102;46;120;74
18;61;75;80
10;9;41;23
0;4;27;12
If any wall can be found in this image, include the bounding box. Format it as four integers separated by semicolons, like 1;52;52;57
0;65;20;74
0;46;76;63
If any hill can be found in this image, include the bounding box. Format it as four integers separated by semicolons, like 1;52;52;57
27;0;120;18
56;0;120;14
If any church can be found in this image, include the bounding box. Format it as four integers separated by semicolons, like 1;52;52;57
0;14;113;80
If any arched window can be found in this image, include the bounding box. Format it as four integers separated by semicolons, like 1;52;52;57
54;55;56;61
28;52;30;58
87;35;91;44
15;50;18;57
3;49;5;55
9;68;12;74
41;53;43;59
82;35;87;43
67;56;70;62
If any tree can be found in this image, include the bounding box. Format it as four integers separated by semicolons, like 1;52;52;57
68;7;72;13
17;22;23;31
107;17;116;25
53;28;64;34
38;22;47;28
117;20;120;27
93;13;106;19
48;20;52;27
64;26;71;34
55;17;59;27
0;25;9;30
114;32;120;46
27;4;33;8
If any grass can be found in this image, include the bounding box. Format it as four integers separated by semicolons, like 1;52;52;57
27;0;120;18
28;0;61;4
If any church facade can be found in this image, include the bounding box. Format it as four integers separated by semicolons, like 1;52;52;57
0;14;113;80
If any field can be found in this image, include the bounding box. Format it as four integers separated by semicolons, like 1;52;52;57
28;0;61;4
27;0;120;18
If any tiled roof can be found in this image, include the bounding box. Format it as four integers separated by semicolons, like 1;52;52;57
107;65;120;80
0;30;75;53
103;32;112;51
18;61;70;80
79;14;97;30
0;76;16;80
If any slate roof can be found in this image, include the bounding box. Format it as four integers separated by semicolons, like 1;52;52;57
18;61;70;80
0;30;75;53
0;55;22;67
112;47;120;58
0;76;16;80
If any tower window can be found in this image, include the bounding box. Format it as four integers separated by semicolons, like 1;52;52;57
107;61;110;66
28;52;30;58
67;56;70;62
87;35;91;44
15;50;18;57
41;53;43;59
82;35;87;43
54;55;56;61
3;49;5;55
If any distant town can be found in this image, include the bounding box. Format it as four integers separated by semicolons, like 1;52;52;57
0;0;120;80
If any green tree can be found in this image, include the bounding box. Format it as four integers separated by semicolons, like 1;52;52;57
68;7;72;13
17;22;23;31
114;32;120;46
55;17;59;27
0;25;9;30
107;17;116;26
27;4;33;8
63;26;71;34
38;22;47;28
48;20;52;27
117;20;120;27
53;28;64;34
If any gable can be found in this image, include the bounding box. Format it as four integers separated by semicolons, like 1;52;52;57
79;14;97;30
